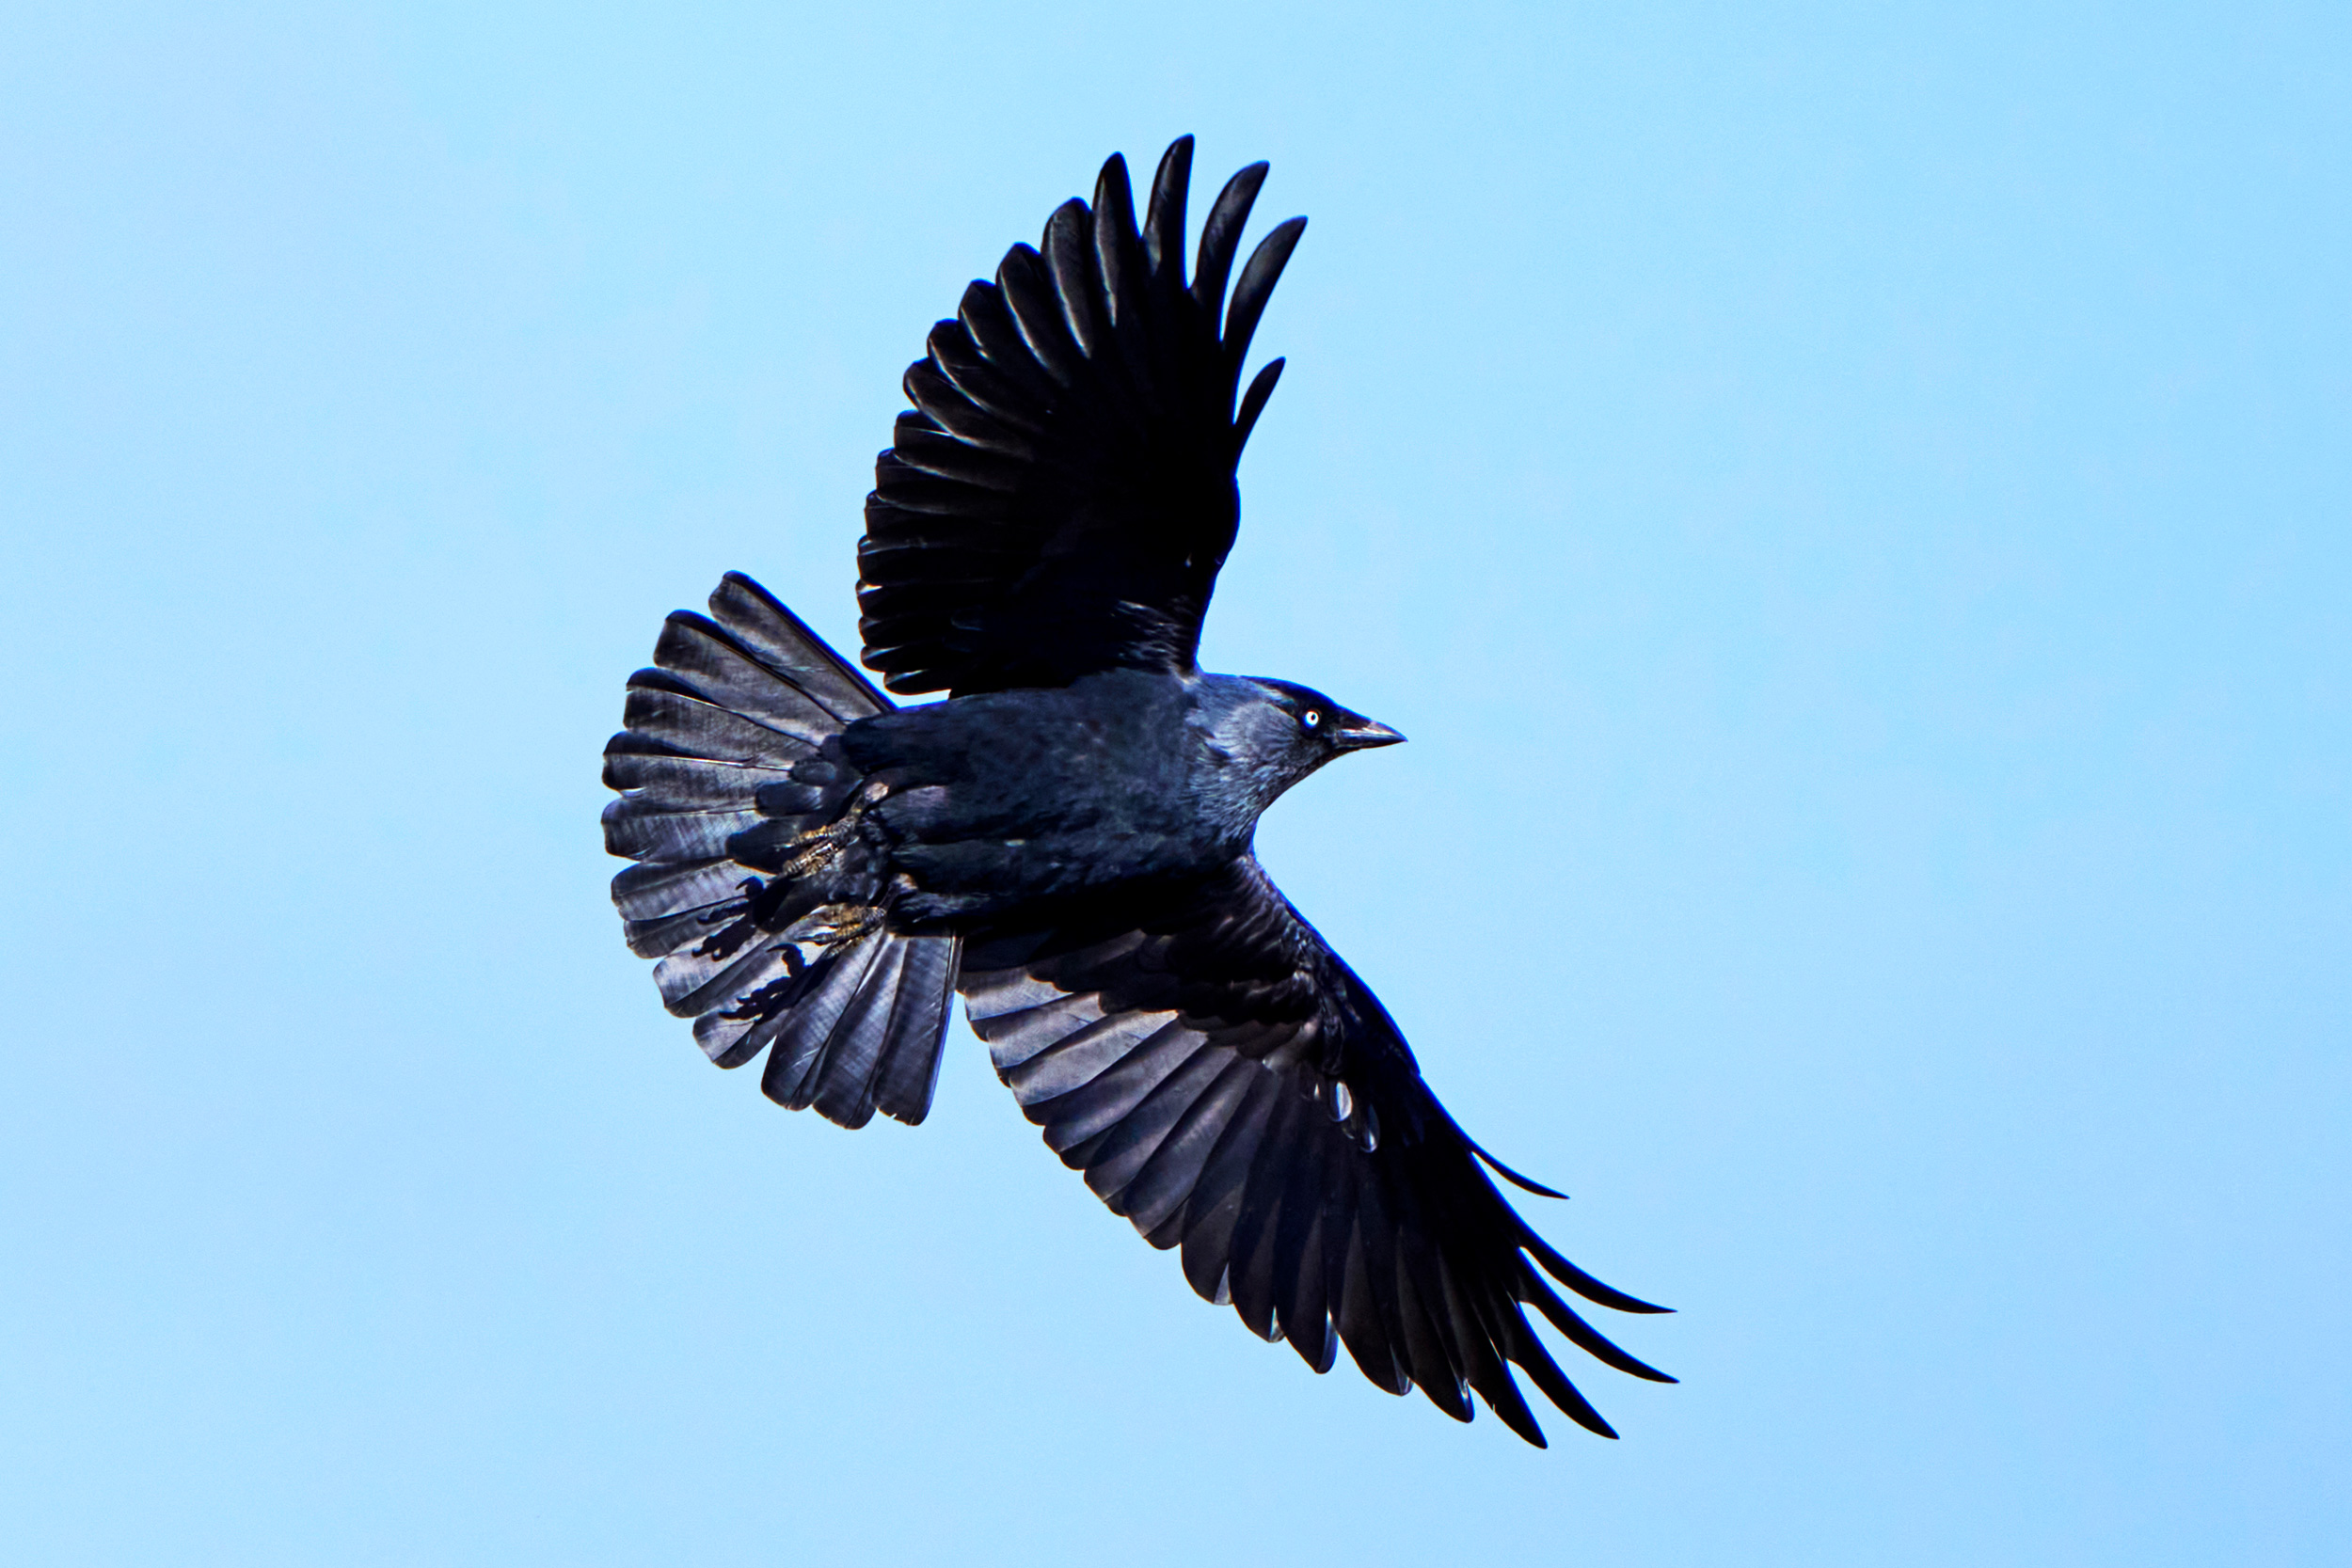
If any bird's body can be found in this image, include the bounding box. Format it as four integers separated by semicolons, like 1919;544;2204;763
850;670;1250;917
829;670;1393;925
603;137;1670;1446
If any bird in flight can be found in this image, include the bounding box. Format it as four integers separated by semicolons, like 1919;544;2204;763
602;136;1671;1445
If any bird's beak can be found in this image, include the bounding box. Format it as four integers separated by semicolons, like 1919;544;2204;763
1331;717;1406;752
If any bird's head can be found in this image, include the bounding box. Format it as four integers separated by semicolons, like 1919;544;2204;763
1192;674;1405;827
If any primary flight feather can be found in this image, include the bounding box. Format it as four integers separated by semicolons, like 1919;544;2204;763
602;136;1671;1445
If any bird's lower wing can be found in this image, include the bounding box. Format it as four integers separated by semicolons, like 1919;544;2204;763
956;858;1672;1447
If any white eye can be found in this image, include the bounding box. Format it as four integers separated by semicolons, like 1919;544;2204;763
1301;709;1322;730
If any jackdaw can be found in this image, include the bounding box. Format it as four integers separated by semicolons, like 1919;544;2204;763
602;136;1670;1444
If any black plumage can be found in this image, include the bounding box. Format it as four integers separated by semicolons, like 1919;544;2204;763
602;137;1670;1445
860;140;1299;696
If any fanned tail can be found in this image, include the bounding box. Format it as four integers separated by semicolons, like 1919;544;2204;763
602;572;961;1128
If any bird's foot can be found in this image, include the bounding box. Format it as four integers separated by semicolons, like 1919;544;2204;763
774;817;856;880
799;901;885;950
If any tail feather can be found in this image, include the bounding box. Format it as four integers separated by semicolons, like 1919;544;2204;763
705;571;887;721
612;859;753;958
759;930;890;1110
648;615;852;745
874;935;960;1122
604;572;961;1129
764;928;912;1128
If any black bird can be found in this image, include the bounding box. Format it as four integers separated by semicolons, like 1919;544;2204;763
601;137;1671;1445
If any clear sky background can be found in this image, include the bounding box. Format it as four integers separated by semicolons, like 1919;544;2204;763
5;3;2345;1563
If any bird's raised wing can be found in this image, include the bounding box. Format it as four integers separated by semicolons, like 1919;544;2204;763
957;858;1673;1446
857;136;1304;696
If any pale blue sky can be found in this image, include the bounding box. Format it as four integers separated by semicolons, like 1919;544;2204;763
4;3;2345;1564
